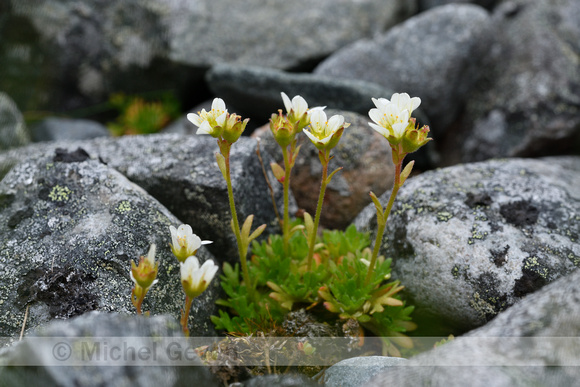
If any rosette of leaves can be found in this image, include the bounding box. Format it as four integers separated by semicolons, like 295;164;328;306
107;93;180;136
211;223;416;355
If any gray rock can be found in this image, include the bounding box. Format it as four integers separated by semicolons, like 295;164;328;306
368;269;580;387
0;92;30;150
0;312;220;387
254;109;395;229
243;373;318;387
4;0;200;112
418;0;497;11
0;151;219;339
30;118;111;142
206;64;397;120
166;0;417;70
354;157;580;331
323;356;408;387
0;133;290;261
451;0;580;164
314;4;492;133
3;0;416;113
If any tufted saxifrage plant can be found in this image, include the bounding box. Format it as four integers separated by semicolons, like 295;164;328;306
128;92;430;355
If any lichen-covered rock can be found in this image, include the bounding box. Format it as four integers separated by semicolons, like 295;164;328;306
314;4;491;133
0;312;220;386
254;110;394;229
0;134;289;261
354;157;580;330
0;92;30;150
449;0;580;163
368;269;580;387
0;151;219;339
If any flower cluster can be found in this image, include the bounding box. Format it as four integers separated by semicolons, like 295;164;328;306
187;98;249;144
368;92;430;153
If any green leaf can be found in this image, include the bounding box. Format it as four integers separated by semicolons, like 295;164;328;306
215;152;227;180
325;167;343;185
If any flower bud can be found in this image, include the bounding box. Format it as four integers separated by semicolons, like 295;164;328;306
402;123;432;154
269;110;294;147
222;113;249;144
130;244;159;290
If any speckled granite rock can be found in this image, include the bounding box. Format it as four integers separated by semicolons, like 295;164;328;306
354;157;580;331
0;150;219;339
0;312;220;387
323;356;408;387
243;373;318;387
254;109;394;229
0;134;290;261
368;269;580;387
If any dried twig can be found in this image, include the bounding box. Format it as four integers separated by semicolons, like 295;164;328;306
19;304;29;341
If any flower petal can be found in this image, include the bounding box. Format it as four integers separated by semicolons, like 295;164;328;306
327;114;344;133
292;95;308;116
196;121;213;135
303;128;321;144
212;98;226;112
369;122;390;137
187;113;202;127
281;92;292;114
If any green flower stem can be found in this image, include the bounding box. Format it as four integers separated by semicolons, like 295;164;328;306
281;146;292;254
365;158;404;285
306;151;330;271
223;151;254;298
180;295;194;337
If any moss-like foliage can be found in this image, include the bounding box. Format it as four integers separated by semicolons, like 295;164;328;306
211;222;416;356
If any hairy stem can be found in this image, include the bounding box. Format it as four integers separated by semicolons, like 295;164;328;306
180;295;194;337
282;146;292;254
306;152;329;271
365;159;403;285
224;151;254;298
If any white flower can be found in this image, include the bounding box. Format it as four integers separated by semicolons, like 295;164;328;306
281;92;308;118
368;98;411;141
389;93;421;116
303;109;345;149
169;224;212;263
187;98;228;136
180;256;219;299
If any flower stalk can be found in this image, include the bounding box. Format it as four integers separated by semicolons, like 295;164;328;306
365;93;431;285
187;98;265;299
